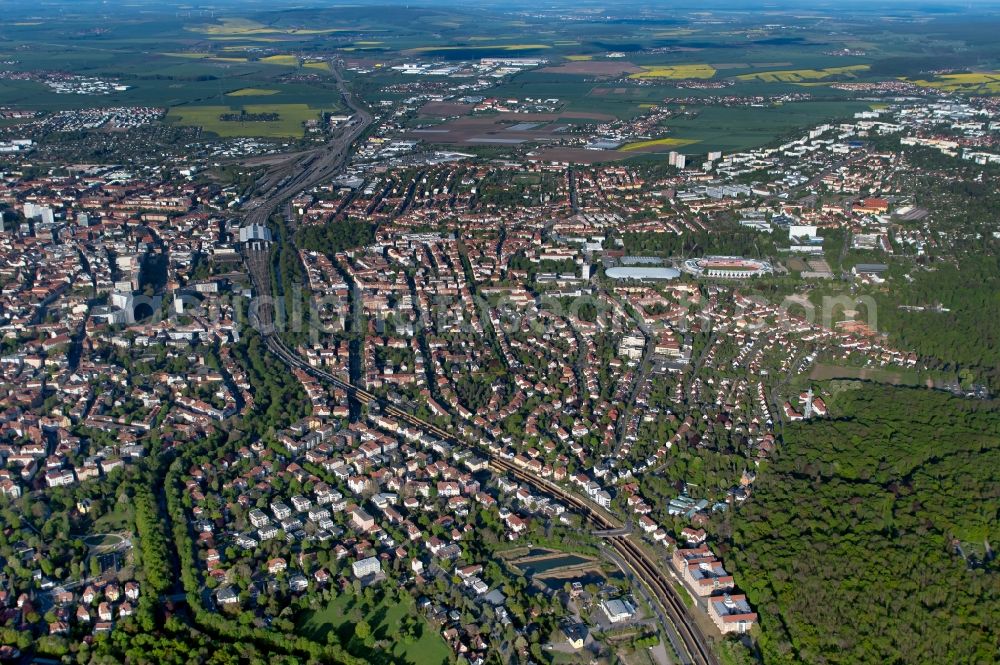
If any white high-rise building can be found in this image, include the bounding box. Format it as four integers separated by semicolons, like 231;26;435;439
23;203;55;225
352;556;381;579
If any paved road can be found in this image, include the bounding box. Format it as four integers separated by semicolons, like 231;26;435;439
235;64;718;665
240;63;374;231
600;287;655;459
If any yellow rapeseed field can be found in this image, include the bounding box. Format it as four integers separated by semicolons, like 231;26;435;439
259;54;299;66
905;72;1000;94
736;65;869;82
629;64;716;79
620;137;699;151
226;88;281;97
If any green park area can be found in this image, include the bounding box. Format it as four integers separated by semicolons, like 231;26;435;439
297;592;450;665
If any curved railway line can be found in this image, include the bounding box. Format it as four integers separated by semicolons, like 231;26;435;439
237;61;718;665
255;334;719;665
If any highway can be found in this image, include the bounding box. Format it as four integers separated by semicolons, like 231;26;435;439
237;61;718;665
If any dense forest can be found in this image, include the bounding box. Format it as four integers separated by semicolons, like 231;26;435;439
725;385;1000;665
870;150;1000;390
875;255;1000;390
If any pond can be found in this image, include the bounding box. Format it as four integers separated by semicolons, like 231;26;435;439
516;554;592;576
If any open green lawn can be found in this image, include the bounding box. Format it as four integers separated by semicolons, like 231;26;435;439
297;593;450;665
653;100;873;154
166;104;329;138
808;363;956;389
83;533;124;550
92;505;131;533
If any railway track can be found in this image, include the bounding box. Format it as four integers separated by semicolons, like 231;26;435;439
240;63;373;231
492;458;717;665
249;333;719;665
236;62;717;665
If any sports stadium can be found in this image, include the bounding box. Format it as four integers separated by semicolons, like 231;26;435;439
682;256;773;279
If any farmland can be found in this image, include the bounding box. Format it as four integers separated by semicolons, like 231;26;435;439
226;88;281;97
620;137;700;151
403;43;553;58
0;1;996;147
906;72;1000;94
736;65;870;83
259;54;300;66
185;17;348;38
541;60;643;76
629;64;717;79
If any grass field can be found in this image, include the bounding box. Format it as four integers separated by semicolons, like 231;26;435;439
808;363;953;388
92;505;130;533
566;55;594;61
653;29;699;37
167;103;327;137
204;36;285;43
736;65;869;82
298;594;449;665
160;52;211;59
226;88;281;97
657;100;872;153
83;534;124;550
186;18;275;36
620;137;700;151
0;76;237;112
159;52;254;64
0;118;33;129
487;72;651;121
629;64;716;79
